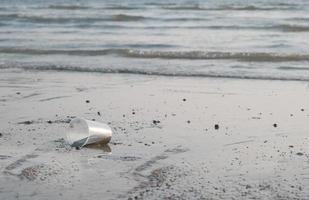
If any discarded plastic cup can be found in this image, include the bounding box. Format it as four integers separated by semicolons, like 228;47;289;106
66;118;112;148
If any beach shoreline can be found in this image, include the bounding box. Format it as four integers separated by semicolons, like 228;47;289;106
1;69;309;199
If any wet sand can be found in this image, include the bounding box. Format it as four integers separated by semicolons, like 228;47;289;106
1;69;309;199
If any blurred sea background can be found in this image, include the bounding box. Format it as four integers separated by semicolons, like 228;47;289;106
1;0;309;81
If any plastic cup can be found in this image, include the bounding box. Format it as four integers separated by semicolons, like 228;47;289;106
66;118;112;148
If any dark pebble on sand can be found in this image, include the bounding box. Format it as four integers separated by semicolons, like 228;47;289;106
75;147;81;150
18;120;33;125
91;119;96;121
301;108;305;112
47;120;52;124
214;124;219;130
187;120;191;124
183;98;186;101
273;123;277;128
289;145;294;148
0;133;2;137
86;100;90;103
152;120;160;125
123;114;125;117
97;111;101;116
296;152;304;156
132;112;135;115
16;92;21;95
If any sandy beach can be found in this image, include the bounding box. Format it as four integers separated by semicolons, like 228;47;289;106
1;69;309;199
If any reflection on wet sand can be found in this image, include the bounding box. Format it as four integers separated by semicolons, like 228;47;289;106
85;142;112;153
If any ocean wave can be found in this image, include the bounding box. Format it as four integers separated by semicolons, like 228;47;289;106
0;14;100;23
52;23;309;32
277;66;309;71
277;24;309;32
1;13;308;32
103;6;143;10
111;14;147;21
1;64;308;82
1;48;309;62
140;24;309;32
47;5;90;10
0;13;148;23
206;24;309;32
162;5;297;11
32;5;143;10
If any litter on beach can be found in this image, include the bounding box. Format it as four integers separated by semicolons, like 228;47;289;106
66;118;112;148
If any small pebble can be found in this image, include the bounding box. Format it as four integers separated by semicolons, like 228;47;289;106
273;123;277;128
301;108;304;112
183;98;186;102
75;147;81;150
85;100;90;103
97;111;101;116
132;112;135;115
187;120;191;124
152;120;160;125
296;152;304;156
47;120;52;124
20;120;33;125
214;124;219;130
16;92;21;95
0;133;2;137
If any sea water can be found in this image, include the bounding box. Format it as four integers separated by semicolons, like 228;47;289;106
1;0;309;81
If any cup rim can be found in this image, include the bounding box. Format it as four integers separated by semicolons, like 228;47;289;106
67;117;90;147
